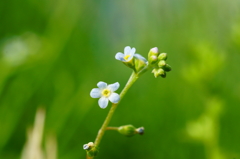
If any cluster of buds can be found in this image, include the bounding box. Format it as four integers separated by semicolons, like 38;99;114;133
117;125;144;137
148;47;172;78
83;142;99;157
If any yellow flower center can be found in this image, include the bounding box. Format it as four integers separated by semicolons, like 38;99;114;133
102;89;111;97
124;55;130;60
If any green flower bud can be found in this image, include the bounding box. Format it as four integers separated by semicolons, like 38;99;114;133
148;55;158;65
152;68;166;78
148;47;160;66
158;60;166;67
163;64;172;72
118;125;137;137
158;53;168;61
83;142;99;157
148;47;160;56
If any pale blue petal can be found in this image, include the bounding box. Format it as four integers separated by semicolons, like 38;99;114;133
124;47;135;61
109;93;120;103
97;81;107;89
107;82;120;91
98;97;109;109
90;88;101;98
124;46;131;55
115;52;125;61
130;47;136;55
134;54;147;62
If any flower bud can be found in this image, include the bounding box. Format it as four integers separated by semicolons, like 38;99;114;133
158;53;168;60
163;64;172;72
158;60;166;67
148;47;160;56
152;68;166;78
148;47;160;66
118;125;137;137
136;127;144;135
148;55;158;65
83;142;98;157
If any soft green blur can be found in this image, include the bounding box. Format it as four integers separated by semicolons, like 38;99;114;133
0;0;240;158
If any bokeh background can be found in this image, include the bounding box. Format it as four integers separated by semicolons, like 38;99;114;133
0;0;240;158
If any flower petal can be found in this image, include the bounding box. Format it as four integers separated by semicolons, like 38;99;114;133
98;97;109;109
97;81;107;89
115;52;125;61
107;82;120;91
90;88;101;98
124;46;131;55
109;93;120;103
130;47;136;55
125;47;135;61
134;54;147;62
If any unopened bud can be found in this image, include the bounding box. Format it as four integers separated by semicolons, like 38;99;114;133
136;127;144;135
150;47;159;56
83;142;98;157
163;64;172;72
158;53;168;60
152;68;166;78
148;47;160;66
148;55;158;65
83;142;94;150
118;125;136;137
158;60;166;67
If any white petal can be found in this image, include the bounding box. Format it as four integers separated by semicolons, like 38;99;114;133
130;47;136;55
134;54;147;62
109;93;120;103
107;82;120;91
124;46;131;55
124;47;135;61
115;52;125;61
97;81;107;89
98;97;109;109
90;88;101;98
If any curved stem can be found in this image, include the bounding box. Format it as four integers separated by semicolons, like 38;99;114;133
88;72;139;158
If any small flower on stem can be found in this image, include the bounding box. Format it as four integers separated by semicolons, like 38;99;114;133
90;81;120;109
115;46;148;73
83;142;98;157
115;46;136;62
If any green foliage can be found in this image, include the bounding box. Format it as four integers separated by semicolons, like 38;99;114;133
0;0;240;159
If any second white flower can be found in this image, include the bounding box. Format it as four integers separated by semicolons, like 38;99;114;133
90;81;120;109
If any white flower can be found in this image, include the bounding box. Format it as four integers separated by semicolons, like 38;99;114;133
115;46;136;62
90;81;120;109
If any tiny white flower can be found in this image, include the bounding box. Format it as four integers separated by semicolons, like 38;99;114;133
90;81;120;109
115;46;136;62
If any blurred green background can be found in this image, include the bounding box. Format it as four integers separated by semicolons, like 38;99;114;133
0;0;240;158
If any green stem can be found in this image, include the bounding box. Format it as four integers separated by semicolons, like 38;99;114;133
90;72;139;158
106;127;119;131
